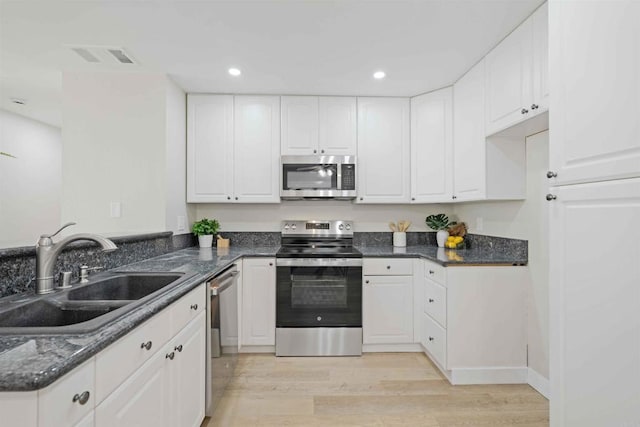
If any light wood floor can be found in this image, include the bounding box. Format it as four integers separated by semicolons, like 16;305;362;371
203;353;549;426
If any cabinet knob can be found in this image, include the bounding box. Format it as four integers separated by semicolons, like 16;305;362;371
227;196;231;200
166;352;175;360
411;197;415;201
174;344;183;353
190;304;198;310
360;197;363;201
386;266;391;270
72;391;90;405
429;298;435;303
235;197;238;201
531;104;539;110
429;270;434;275
313;149;317;154
428;336;434;342
521;108;529;114
365;280;370;284
269;262;273;266
452;195;457;200
321;149;325;154
546;194;557;201
140;341;152;351
546;171;557;179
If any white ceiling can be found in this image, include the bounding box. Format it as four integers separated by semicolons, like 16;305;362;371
0;0;544;128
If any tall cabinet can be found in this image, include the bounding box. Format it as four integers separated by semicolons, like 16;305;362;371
548;2;640;426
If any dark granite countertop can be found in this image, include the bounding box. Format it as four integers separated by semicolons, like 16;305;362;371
0;241;525;392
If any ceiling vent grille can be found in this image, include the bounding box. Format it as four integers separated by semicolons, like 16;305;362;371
71;47;100;63
107;48;135;64
68;46;137;65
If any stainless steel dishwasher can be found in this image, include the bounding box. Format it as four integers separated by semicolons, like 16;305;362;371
205;264;239;417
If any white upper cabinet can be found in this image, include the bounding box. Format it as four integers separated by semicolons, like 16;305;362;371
485;3;549;136
186;95;234;203
410;87;453;203
548;1;640;185
233;95;281;203
281;96;356;156
357;97;411;203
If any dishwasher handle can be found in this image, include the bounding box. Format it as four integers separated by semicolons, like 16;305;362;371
209;268;239;296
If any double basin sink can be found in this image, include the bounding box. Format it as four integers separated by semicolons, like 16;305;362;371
0;272;194;335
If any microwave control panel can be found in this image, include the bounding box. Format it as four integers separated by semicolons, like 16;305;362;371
341;164;356;190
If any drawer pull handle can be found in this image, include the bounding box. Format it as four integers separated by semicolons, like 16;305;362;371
428;337;434;342
190;304;198;310
140;341;152;351
72;391;90;405
429;270;434;274
174;344;183;353
428;298;434;303
166;352;175;360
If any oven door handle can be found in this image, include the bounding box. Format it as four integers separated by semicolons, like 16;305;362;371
276;258;363;267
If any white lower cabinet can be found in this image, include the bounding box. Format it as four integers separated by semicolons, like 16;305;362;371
241;258;276;347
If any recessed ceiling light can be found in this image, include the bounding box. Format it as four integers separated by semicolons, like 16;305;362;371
228;68;241;77
373;71;386;80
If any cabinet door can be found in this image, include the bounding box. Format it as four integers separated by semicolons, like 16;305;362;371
233;96;281;203
549;178;640;427
0;392;37;427
318;97;357;155
187;95;234;203
453;60;486;201
95;349;170;427
73;412;94;427
549;1;640;185
410;88;453;203
356;97;411;203
485;18;533;136
531;3;549;113
281;96;318;155
241;258;276;346
170;312;206;427
363;275;413;344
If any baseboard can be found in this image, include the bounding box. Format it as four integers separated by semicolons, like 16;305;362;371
362;343;423;353
527;368;550;399
239;345;275;353
449;366;528;385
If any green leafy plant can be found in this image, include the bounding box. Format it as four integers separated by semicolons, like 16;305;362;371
425;214;456;231
191;218;220;236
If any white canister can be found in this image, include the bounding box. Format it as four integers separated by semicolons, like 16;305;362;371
393;231;406;247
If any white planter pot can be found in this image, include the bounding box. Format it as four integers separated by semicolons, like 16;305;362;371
198;234;214;248
393;232;406;247
436;230;449;248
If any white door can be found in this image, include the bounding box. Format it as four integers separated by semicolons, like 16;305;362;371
453;60;486;201
241;258;276;346
485;18;533;136
356;97;410;203
363;275;413;344
281;96;318;155
548;1;640;185
318;96;357;155
186;95;234;203
531;2;549;113
410;88;453;203
233;96;281;203
549;177;640;427
170;312;206;427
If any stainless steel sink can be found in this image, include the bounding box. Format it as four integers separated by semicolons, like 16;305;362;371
0;271;193;335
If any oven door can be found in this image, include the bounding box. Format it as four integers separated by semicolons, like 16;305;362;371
276;258;362;327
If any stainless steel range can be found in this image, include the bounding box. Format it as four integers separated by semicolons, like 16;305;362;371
275;220;362;356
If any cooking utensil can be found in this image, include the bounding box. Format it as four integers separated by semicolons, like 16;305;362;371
389;222;397;232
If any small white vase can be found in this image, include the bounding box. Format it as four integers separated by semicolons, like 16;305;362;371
198;234;213;248
436;230;449;248
393;232;406;247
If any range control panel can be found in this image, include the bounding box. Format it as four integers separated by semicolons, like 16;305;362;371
281;220;354;236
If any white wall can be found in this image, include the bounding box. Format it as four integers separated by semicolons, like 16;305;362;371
61;72;169;236
195;202;454;233
454;130;549;380
165;78;195;235
0;109;61;247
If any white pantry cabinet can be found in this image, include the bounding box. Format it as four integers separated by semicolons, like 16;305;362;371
363;258;414;345
281;96;356;155
453;59;526;201
548;178;640;427
241;258;276;347
187;95;281;203
356;97;411;203
410;87;453;203
548;1;640;186
485;3;548;136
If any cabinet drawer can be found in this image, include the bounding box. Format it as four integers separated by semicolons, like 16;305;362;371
423;313;447;369
95;306;171;404
424;279;447;328
38;358;95;427
424;259;446;285
170;283;206;337
363;258;413;276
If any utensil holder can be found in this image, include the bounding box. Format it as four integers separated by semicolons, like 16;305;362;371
393;232;406;247
217;238;230;248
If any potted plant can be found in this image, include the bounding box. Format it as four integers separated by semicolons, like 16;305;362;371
191;218;220;248
425;214;456;248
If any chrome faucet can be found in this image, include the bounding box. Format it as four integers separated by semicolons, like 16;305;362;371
35;222;118;294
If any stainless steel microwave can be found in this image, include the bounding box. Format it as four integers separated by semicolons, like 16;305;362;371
280;155;356;200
